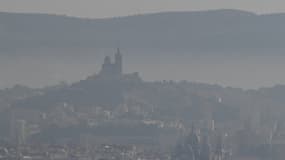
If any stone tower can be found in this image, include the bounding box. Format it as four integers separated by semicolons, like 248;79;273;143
115;48;122;75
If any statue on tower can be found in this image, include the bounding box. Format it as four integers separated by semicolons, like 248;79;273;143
115;48;122;75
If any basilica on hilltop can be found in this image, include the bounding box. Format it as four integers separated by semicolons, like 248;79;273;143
92;48;141;82
99;48;122;77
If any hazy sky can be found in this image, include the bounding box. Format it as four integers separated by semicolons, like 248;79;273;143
0;0;285;18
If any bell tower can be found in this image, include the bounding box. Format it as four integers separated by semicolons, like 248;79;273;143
115;48;122;75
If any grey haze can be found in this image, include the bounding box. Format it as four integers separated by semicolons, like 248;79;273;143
0;10;285;89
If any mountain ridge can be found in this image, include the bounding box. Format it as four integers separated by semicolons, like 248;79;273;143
0;9;259;20
1;9;285;55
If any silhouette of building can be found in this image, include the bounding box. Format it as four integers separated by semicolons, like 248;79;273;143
90;48;142;84
99;48;123;77
115;48;122;75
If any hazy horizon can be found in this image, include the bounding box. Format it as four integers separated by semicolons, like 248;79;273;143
1;51;285;90
1;0;285;18
2;2;285;158
2;9;285;89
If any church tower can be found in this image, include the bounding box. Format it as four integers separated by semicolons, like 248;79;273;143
98;48;123;77
115;48;122;75
100;56;112;75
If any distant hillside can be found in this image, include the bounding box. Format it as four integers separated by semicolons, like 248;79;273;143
3;72;285;138
9;73;239;121
1;9;285;54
